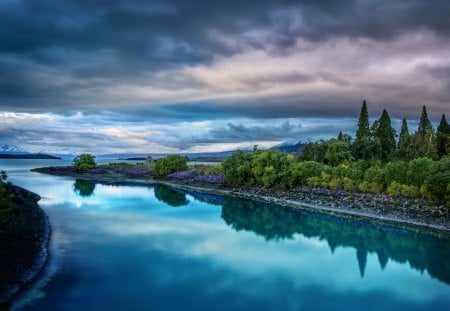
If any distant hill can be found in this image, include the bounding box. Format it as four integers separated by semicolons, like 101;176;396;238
0;153;62;159
270;141;306;154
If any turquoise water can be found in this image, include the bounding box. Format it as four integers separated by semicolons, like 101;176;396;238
1;159;450;311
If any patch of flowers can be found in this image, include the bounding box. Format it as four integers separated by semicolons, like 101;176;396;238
114;169;153;175
167;171;199;180
193;174;225;184
87;168;107;174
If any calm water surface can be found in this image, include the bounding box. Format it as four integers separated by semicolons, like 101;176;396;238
1;159;450;311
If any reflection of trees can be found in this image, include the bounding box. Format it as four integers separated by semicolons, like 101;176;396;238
73;179;95;197
154;185;188;207
221;197;450;284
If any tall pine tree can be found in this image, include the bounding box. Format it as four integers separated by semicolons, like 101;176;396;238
436;114;449;158
353;100;373;160
415;105;437;159
375;109;396;161
397;118;415;160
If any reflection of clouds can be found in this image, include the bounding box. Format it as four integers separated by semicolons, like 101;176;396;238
72;207;450;303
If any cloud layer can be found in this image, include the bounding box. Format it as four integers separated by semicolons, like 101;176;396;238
1;0;449;153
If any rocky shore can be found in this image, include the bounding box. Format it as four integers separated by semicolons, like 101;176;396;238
0;184;51;304
32;166;450;233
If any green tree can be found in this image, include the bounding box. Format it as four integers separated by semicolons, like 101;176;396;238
222;150;253;185
436;114;449;158
425;155;450;205
325;140;354;166
353;100;371;160
415;105;437;159
397;118;415;160
154;155;188;176
300;140;328;163
375;109;396;161
72;153;96;172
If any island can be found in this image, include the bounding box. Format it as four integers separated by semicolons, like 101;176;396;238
0;153;61;160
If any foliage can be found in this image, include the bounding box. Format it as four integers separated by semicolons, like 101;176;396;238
72;153;96;172
288;161;323;187
407;157;433;187
300;140;328;163
425;156;450;204
397;118;416;160
222;150;253;185
325;140;353;166
436;114;449;159
154;155;188;176
383;161;408;185
375;109;396;161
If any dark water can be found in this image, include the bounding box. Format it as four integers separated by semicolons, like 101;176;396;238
1;159;450;311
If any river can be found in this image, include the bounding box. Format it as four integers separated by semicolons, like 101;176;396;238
1;159;450;310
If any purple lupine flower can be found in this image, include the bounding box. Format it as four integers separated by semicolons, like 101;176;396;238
87;168;106;174
193;174;225;184
115;169;153;175
168;171;199;179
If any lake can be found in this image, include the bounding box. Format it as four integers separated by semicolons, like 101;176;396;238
1;159;450;310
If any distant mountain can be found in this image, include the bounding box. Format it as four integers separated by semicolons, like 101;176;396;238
97;150;238;161
0;153;62;159
270;140;306;154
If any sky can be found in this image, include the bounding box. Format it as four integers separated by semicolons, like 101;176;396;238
1;0;449;155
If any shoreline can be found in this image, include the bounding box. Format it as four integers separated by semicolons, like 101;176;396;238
32;167;450;234
0;185;52;305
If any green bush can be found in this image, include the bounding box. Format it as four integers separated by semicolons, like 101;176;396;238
425;156;450;204
400;184;419;197
359;181;383;193
342;177;356;191
383;161;408;185
307;176;322;187
329;178;343;190
154;155;188;176
363;166;384;187
407;157;433;187
73;153;96;172
222;151;253;185
387;181;403;196
288;161;323;187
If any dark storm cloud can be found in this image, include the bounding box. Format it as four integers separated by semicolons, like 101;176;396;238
1;0;450;114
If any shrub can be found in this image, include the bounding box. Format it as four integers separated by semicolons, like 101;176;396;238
359;181;382;193
154;155;188;176
288;161;323;187
400;184;419;197
72;153;96;172
363;166;384;187
425;156;450;204
387;181;403;196
407;157;433;187
307;176;321;187
222;150;253;185
383;161;408;185
342;177;356;191
329;178;343;190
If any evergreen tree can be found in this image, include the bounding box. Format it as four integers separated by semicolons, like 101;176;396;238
353;100;373;160
436;114;449;158
415;105;436;158
337;131;343;141
397;118;415;160
375;109;396;161
355;100;370;141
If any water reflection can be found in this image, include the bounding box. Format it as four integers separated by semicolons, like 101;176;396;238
154;185;189;207
73;180;95;197
220;196;450;284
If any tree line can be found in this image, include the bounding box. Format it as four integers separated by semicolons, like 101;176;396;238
222;102;449;205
